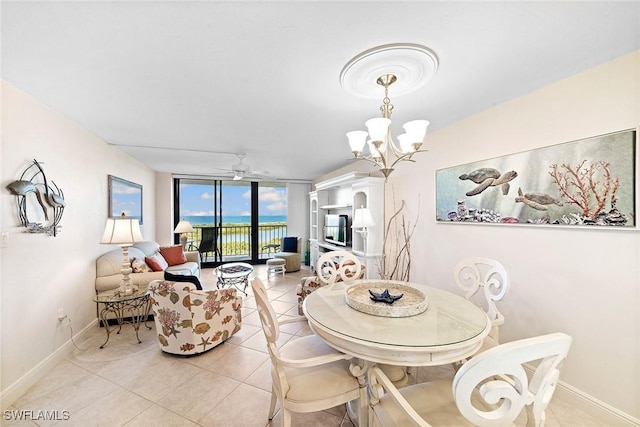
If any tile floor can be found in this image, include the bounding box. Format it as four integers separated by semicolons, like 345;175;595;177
5;265;610;426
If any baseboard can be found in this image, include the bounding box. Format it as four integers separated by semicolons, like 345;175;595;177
522;364;639;426
553;380;640;427
0;319;98;411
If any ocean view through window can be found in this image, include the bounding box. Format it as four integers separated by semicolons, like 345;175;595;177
174;178;288;265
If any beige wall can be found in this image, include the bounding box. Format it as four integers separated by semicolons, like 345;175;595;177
387;51;640;420
0;81;156;399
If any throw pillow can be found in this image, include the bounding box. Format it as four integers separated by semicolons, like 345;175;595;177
160;245;187;266
145;253;169;272
130;257;149;273
164;271;203;290
282;237;297;252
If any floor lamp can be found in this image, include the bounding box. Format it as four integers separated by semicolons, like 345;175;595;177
101;214;143;296
352;207;375;278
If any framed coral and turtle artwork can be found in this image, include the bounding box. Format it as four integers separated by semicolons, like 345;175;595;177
436;129;637;228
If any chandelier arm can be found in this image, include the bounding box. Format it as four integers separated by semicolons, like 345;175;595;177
387;138;406;158
387;148;430;170
353;156;385;169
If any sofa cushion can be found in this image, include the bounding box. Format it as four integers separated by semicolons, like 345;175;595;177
282;237;298;252
164;271;203;290
132;241;161;256
146;253;169;271
166;261;199;276
160;245;187;266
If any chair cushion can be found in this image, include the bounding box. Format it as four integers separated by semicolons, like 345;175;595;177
160;245;187;266
279;335;359;403
373;379;495;427
282;237;298;252
164;271;203;290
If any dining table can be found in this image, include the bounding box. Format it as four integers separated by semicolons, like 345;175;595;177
302;279;491;427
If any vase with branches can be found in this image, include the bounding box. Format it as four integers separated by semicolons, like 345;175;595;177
378;193;420;282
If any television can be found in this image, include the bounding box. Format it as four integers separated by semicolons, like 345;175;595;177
324;214;349;246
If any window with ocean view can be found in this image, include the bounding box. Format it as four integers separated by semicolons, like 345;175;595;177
174;178;287;265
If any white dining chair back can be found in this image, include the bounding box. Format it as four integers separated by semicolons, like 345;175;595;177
316;250;364;286
454;257;509;342
368;332;572;427
251;277;363;427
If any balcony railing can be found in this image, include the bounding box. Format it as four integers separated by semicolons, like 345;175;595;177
188;224;287;262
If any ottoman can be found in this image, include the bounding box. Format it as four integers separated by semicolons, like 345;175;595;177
266;258;286;277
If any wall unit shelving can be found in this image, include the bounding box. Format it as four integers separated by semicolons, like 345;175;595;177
309;172;385;278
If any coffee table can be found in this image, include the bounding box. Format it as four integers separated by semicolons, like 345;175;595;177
93;290;152;349
215;262;253;294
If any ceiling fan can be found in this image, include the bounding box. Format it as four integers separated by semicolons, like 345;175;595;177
214;152;270;181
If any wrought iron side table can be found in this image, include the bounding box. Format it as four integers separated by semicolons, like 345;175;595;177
94;290;152;348
215;262;253;294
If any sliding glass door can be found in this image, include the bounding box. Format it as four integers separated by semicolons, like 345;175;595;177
174;178;287;267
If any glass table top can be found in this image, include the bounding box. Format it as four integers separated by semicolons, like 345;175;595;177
303;280;489;348
94;289;149;303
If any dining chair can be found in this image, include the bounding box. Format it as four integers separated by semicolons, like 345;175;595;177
251;277;366;427
316;250;365;285
368;332;572;427
454;257;510;351
296;250;365;315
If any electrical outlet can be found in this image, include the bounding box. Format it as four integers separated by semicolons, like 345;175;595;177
57;308;66;321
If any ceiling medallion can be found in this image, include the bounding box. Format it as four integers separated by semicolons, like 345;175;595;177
340;43;439;99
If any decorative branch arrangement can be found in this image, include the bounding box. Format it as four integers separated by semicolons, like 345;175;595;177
378;193;419;282
6;159;66;236
549;160;626;225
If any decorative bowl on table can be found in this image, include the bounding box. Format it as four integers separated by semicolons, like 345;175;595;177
345;281;427;318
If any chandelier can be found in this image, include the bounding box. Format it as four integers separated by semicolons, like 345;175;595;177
341;43;439;177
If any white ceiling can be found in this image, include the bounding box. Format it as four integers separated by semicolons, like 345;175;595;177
2;1;639;182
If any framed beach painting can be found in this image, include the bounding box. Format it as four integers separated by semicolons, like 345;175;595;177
436;129;637;229
108;175;143;224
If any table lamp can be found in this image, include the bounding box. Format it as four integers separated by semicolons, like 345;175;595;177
174;220;194;249
101;213;143;296
352;206;375;258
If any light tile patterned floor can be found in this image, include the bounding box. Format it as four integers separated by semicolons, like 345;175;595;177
5;265;611;426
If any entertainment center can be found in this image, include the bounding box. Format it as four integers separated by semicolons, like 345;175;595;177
309;172;385;277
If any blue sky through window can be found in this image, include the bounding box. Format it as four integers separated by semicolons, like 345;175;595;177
179;182;287;217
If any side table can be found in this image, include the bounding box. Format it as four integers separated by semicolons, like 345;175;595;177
94;290;152;349
215;262;253;294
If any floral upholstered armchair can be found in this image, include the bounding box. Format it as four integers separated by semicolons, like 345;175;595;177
296;250;365;315
148;280;242;355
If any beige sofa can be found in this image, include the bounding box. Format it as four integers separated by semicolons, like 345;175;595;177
96;241;200;297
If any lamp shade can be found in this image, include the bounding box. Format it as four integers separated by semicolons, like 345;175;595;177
402;120;429;142
396;133;414;153
174;220;194;234
352;208;375;228
100;217;143;245
365;118;391;142
346;130;368;153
